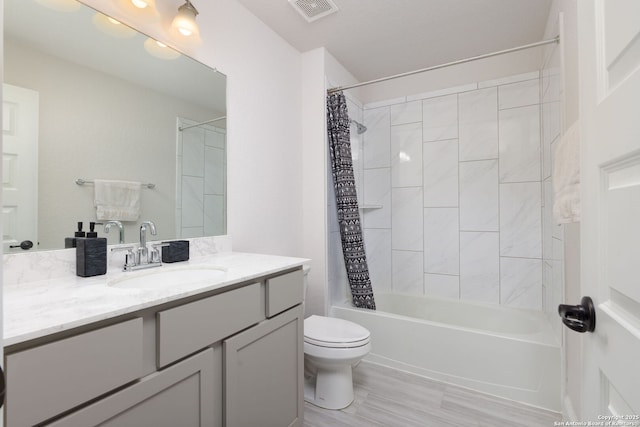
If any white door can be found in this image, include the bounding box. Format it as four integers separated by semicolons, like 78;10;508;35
578;0;640;420
2;84;39;252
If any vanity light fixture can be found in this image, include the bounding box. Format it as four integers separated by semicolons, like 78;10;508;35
144;38;181;60
171;0;200;37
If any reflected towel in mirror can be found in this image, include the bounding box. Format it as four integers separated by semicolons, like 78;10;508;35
94;179;141;221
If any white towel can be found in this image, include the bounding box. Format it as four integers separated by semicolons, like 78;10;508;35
552;121;581;224
94;179;141;221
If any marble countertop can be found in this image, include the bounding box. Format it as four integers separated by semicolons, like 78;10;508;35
4;251;307;347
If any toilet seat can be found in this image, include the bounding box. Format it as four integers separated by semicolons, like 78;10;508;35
304;336;370;348
304;315;370;348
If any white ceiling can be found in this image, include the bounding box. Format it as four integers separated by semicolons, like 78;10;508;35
237;0;553;82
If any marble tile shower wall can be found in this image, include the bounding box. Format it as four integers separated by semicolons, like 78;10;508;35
359;71;563;311
176;125;227;239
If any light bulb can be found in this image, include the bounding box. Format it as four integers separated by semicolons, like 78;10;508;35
130;0;150;9
172;1;199;37
179;27;193;37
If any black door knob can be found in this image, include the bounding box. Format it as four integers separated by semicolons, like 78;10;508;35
558;296;596;333
9;240;34;250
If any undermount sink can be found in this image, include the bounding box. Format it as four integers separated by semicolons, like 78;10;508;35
108;265;227;290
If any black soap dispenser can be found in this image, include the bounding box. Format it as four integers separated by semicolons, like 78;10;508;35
65;221;86;248
76;222;107;277
86;222;101;238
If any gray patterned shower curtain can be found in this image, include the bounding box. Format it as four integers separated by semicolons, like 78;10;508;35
327;91;376;310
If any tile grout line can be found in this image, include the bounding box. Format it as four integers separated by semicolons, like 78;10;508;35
497;86;502;305
539;72;546;310
387;105;394;294
420;99;427;296
457;92;462;300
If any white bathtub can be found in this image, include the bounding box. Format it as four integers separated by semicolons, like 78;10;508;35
331;292;561;411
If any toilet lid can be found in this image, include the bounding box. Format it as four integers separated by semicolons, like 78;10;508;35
304;315;370;347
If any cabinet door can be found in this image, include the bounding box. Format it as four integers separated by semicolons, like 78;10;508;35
224;304;304;427
47;347;219;427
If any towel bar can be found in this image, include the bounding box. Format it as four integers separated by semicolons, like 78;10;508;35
75;179;156;189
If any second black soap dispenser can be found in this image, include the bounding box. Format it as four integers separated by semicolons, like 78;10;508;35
86;222;101;238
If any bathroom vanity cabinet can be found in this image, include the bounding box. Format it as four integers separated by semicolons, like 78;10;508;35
3;268;304;427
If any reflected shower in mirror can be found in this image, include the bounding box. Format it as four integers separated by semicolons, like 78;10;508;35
2;0;227;251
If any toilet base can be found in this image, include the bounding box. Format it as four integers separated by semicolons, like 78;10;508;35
304;364;354;410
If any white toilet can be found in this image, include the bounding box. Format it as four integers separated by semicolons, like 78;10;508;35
302;266;371;410
304;315;371;409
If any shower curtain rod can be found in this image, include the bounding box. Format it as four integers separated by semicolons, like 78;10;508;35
327;36;560;94
179;116;227;131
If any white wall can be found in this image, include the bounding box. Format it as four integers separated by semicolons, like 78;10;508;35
543;0;581;421
79;0;305;257
0;3;4;420
301;48;328;316
547;1;580;126
210;0;303;256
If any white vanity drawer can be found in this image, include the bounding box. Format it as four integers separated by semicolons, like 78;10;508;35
5;318;144;427
265;269;304;317
157;282;264;367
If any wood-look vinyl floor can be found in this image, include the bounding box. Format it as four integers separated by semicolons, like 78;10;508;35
303;361;561;427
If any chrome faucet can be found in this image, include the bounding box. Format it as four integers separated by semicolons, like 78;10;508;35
104;221;125;244
111;220;166;271
138;221;157;264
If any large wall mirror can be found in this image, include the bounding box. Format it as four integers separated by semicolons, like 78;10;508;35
3;0;227;251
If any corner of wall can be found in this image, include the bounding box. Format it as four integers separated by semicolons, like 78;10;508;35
0;0;5;361
301;48;329;316
542;0;582;420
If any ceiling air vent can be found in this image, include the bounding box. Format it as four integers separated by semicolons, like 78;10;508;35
288;0;338;23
